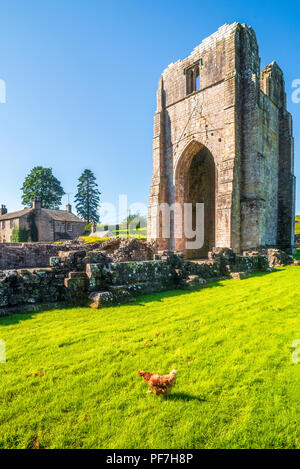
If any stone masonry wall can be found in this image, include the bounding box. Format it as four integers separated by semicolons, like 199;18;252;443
0;238;155;270
148;23;240;254
0;247;295;315
0;243;81;270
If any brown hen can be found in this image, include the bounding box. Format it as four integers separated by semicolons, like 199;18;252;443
138;369;177;395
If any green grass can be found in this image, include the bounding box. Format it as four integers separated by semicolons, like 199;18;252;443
294;249;300;260
1;267;300;449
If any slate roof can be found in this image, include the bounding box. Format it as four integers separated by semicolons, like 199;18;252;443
0;208;32;221
42;209;85;223
0;207;84;223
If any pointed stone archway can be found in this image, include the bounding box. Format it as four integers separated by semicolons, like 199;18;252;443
174;141;216;259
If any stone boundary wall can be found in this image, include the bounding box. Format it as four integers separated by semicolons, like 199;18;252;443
0;248;296;316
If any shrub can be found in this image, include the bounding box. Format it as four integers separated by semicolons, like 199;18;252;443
85;223;92;233
11;227;28;242
79;234;147;244
79;236;110;243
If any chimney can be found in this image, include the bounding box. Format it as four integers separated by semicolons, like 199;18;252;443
33;197;42;211
66;204;72;213
0;205;7;215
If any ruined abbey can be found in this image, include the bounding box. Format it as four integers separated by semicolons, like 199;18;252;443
148;23;295;258
0;22;297;315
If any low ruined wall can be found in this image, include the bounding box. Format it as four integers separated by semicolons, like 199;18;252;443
0;238;154;270
0;243;76;270
0;248;295;315
0;259;176;313
0;269;66;309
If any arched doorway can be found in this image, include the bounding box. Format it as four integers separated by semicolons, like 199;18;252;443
175;141;216;259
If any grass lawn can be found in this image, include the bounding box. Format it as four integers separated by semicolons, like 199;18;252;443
1;266;300;449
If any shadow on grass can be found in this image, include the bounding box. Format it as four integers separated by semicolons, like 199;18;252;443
0;304;79;326
127;268;283;307
0;311;36;326
164;392;206;402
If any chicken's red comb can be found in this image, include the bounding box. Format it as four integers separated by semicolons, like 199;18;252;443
138;371;144;376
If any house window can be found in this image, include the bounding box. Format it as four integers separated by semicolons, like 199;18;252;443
1;221;5;230
67;223;73;232
10;220;14;229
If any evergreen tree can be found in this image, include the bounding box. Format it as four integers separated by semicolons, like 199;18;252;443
75;169;101;223
21;166;65;209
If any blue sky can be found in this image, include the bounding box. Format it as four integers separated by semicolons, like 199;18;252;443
0;0;299;221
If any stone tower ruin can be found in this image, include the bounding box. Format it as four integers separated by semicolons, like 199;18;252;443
148;23;295;258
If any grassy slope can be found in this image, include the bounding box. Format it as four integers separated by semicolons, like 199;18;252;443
0;267;300;449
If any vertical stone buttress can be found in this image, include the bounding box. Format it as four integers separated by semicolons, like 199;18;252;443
260;63;295;251
238;26;265;250
222;25;242;253
278;111;295;251
148;78;168;249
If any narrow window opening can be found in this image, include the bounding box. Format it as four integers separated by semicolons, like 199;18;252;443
196;71;200;91
186;63;201;95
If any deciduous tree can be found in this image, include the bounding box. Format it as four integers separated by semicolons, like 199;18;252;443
21;166;65;209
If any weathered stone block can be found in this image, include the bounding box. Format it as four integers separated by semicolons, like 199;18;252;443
107;261;174;286
89;291;115;309
183;275;207;289
229;272;249;280
126;281;166;296
64;272;88;290
50;257;60;267
267;249;294;268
